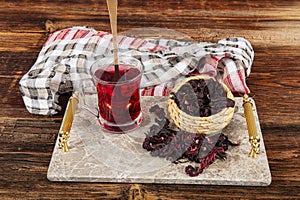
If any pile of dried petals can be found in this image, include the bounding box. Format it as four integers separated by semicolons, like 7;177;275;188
142;105;239;177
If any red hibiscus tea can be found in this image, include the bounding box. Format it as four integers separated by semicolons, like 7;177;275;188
90;57;143;133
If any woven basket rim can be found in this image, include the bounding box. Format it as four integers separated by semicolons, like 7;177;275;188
169;75;234;119
167;75;235;134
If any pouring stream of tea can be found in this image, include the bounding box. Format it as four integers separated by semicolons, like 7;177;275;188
106;0;120;80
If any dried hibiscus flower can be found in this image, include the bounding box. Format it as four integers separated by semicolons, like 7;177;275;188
143;105;239;177
170;78;235;117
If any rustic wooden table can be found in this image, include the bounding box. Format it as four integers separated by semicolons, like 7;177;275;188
1;0;299;199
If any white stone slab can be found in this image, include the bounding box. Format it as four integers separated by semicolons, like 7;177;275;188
47;96;271;186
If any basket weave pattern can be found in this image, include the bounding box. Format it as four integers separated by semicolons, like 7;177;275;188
168;76;235;134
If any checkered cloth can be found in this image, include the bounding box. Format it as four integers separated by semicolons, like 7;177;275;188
19;26;254;115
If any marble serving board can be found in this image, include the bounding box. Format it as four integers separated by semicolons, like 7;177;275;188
47;96;271;186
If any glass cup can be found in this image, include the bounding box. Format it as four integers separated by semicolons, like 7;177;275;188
90;56;143;133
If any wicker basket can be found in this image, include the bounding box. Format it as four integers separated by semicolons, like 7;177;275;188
168;75;235;134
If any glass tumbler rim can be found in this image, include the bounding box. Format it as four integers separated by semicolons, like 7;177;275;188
90;56;143;85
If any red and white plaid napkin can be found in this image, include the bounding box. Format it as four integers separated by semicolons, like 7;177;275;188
19;26;254;115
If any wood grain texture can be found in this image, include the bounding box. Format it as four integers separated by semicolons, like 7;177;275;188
0;0;299;199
